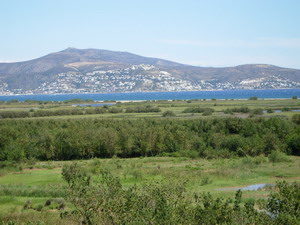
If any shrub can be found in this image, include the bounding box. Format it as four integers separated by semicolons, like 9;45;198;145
125;105;161;113
183;107;214;114
249;96;258;100
199;177;212;186
202;110;213;116
287;134;300;156
267;181;300;224
23;200;32;210
224;107;250;113
162;111;176;117
282;107;291;112
291;114;300;125
268;151;291;163
250;108;264;116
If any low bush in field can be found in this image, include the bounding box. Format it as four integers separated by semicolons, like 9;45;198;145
250;108;264;116
125;105;161;113
268;151;291;163
183;107;214;114
0;184;66;197
224;107;250;114
292;114;300;125
162;110;176;117
0;111;30;119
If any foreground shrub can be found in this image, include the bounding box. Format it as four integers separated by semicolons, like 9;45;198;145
62;163;298;225
267;181;300;225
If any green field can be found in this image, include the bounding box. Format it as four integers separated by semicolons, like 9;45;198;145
1;98;300;120
0;156;299;223
0;98;299;224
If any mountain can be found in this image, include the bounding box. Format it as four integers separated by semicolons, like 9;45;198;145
0;48;299;95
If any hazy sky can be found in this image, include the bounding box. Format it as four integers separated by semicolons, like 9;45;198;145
1;0;300;68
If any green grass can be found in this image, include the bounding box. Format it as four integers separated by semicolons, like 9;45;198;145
0;156;299;222
1;99;300;120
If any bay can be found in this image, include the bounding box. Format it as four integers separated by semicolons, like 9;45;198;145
0;89;299;102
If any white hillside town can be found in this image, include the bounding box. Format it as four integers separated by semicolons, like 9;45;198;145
0;64;299;95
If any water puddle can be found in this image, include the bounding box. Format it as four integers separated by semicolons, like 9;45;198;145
217;183;274;191
263;109;300;113
72;103;115;107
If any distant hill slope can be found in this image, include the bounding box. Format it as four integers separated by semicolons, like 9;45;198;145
0;48;299;95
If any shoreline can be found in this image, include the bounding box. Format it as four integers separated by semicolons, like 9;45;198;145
0;88;299;102
0;87;299;97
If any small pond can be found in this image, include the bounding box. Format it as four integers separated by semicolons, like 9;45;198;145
217;183;274;191
72;103;115;107
263;109;300;113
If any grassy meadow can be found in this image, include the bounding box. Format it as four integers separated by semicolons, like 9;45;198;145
0;156;299;222
0;98;299;224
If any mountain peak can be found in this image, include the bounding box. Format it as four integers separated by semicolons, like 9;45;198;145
0;48;299;95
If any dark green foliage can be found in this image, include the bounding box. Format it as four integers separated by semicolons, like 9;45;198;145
162;110;176;117
183;107;214;114
224;107;250;114
267;181;300;225
268;151;291;163
292;114;300;125
0;111;30;119
252;108;264;115
125;105;161;113
249;96;258;100
61;163;299;225
287;133;300;156
0;117;298;161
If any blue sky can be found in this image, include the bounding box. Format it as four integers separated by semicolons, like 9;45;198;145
1;0;300;68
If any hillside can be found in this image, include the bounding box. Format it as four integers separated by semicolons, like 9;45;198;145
0;48;299;95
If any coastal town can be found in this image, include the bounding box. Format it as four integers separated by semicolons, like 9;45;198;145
0;64;299;95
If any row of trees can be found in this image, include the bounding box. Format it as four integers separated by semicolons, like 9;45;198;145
0;117;299;161
0;106;160;119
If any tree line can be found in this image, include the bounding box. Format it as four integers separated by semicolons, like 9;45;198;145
0;105;161;119
0;117;299;161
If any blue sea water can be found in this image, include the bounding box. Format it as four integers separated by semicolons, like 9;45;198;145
0;89;299;102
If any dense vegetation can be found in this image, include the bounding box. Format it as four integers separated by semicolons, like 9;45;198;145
0;99;299;224
58;163;299;225
0;117;299;161
0;105;162;119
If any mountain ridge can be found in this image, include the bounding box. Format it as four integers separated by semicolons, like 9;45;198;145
0;48;299;95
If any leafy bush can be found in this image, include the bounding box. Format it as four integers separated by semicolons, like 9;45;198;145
125;105;161;113
250;108;264;116
267;181;300;224
224;107;250;114
292;114;300;125
268;151;291;163
287;133;300;156
162;110;176;117
183;107;214;114
249;96;258;100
